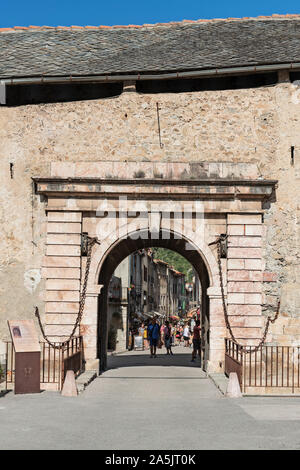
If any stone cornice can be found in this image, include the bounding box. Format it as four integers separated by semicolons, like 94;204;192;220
33;177;277;200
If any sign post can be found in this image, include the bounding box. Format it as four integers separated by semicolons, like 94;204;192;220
8;320;41;394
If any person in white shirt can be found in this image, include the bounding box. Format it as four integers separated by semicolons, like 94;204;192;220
183;323;190;347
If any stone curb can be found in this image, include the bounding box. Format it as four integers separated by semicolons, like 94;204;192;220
208;373;230;396
76;370;98;393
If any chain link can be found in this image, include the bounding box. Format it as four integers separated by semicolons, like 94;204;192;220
35;236;100;350
211;235;280;354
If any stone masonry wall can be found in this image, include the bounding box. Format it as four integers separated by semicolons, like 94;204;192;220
0;77;299;346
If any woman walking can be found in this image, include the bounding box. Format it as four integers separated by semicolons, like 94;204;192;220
183;323;190;347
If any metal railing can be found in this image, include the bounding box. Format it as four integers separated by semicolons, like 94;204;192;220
225;338;243;387
5;336;84;392
60;336;84;390
225;338;300;394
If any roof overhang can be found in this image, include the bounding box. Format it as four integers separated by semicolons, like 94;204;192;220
1;62;300;86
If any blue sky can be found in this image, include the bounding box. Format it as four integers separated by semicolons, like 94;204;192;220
1;0;300;28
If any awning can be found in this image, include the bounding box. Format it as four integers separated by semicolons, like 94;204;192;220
170;315;180;321
153;311;165;318
143;312;154;318
187;308;198;318
147;311;164;318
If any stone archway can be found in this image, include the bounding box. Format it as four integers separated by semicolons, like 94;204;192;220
93;227;218;373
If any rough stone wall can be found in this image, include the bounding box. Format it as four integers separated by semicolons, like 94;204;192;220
262;79;300;344
0;78;299;346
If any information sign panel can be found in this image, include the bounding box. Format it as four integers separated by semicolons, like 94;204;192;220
8;320;40;353
8;320;41;394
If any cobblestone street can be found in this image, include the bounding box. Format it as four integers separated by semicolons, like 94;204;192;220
1;346;300;450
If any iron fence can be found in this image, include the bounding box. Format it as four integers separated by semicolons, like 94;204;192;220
60;336;84;390
225;338;300;394
4;336;84;392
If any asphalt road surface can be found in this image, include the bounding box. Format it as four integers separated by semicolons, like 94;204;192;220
1;347;300;450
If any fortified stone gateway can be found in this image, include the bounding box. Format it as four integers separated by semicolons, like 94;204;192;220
0;16;299;379
35;162;276;373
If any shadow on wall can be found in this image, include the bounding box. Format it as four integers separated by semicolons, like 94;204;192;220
2;71;280;106
3;82;124;106
108;311;123;351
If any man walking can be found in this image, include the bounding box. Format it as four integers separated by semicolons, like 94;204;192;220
164;320;174;355
147;317;160;358
191;319;201;364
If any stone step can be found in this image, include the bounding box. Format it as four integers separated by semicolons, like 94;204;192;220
75;370;97;393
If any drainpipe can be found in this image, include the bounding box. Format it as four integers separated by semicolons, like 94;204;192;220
1;62;300;86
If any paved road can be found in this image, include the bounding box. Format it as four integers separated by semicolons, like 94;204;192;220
1;346;300;450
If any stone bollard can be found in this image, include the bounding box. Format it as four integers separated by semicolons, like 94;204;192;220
226;372;243;398
61;370;78;397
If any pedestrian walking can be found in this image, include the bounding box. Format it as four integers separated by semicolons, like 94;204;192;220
139;322;145;337
164;320;174;355
183;323;190;347
191;319;201;363
170;323;175;346
175;324;182;346
147;317;160;358
160;322;165;347
138;323;145;350
143;323;149;350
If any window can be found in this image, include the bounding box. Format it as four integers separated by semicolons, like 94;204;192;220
290;71;300;83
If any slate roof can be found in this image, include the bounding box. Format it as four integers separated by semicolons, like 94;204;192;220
1;15;300;79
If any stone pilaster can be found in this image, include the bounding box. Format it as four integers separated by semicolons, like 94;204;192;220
42;211;82;341
227;213;263;344
81;284;103;370
207;286;227;373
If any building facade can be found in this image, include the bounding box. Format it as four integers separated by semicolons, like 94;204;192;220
0;16;299;374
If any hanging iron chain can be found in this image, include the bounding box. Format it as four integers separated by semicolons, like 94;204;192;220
35;236;100;350
210;235;280;354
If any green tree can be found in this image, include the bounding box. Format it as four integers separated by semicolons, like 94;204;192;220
152;248;193;281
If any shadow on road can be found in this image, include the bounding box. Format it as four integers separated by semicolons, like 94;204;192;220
106;349;203;372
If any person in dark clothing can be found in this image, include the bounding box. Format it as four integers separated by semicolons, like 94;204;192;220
147;317;160;358
164;320;173;356
191;319;201;363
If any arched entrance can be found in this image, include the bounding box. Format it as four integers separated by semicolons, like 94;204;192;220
96;228;214;373
35;160;276;377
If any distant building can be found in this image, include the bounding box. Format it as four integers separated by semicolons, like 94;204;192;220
154;259;169;317
186;267;202;314
169;269;186;318
107;249;199;351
